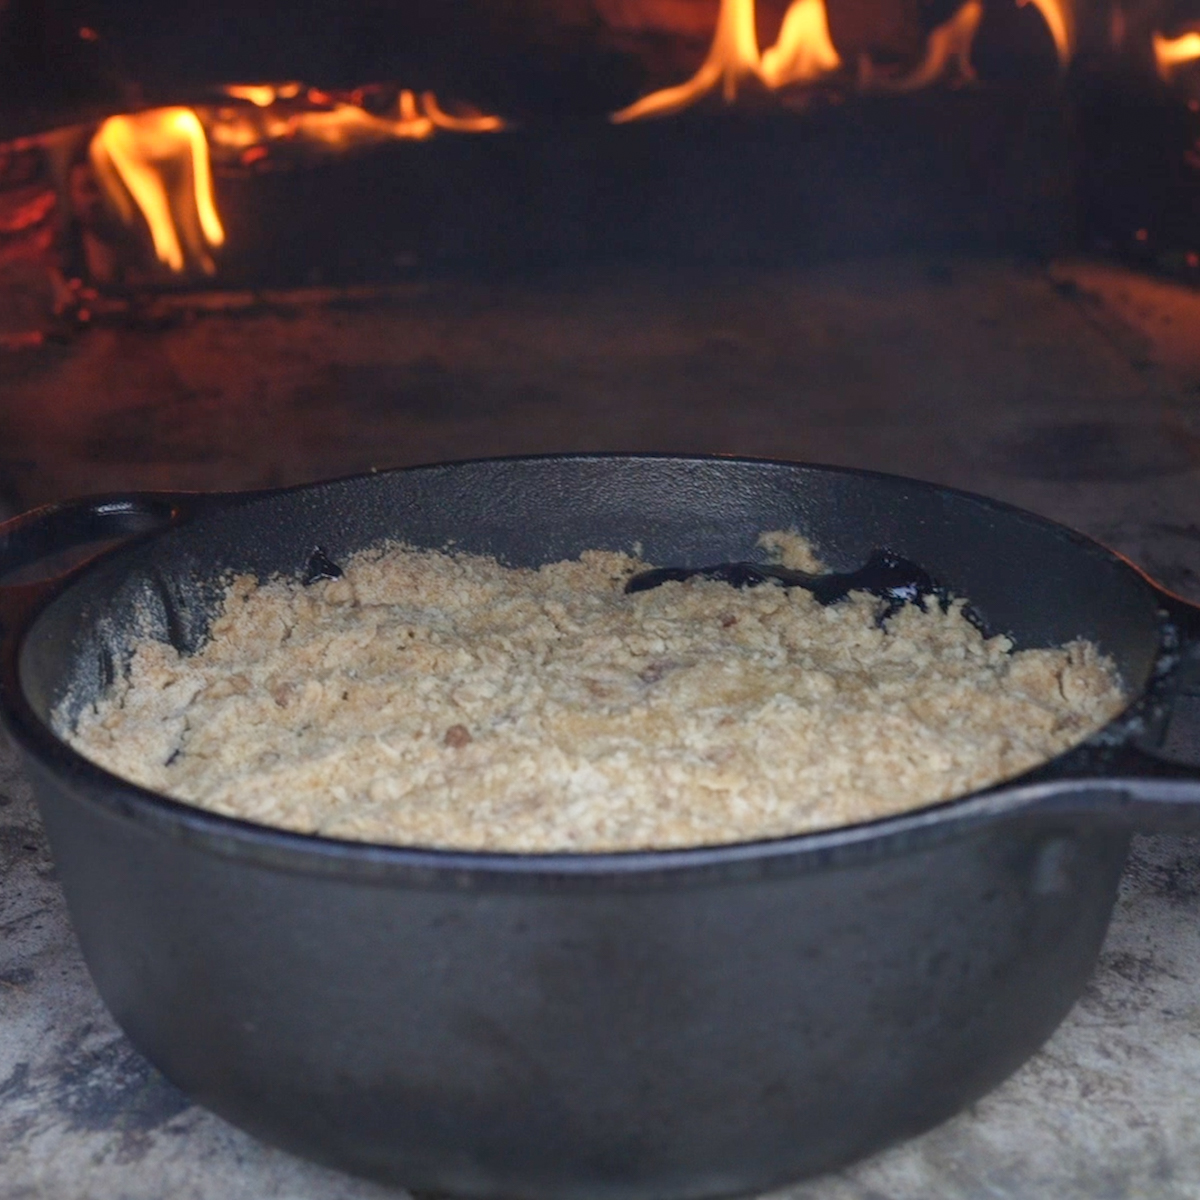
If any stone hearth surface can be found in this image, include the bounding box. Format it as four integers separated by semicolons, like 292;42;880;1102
3;255;1200;1198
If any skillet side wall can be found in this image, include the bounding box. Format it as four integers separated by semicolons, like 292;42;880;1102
18;456;1163;723
28;757;1129;1198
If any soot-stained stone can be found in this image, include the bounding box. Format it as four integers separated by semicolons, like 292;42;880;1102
1123;835;1200;905
0;821;52;874
0;1061;33;1103
991;421;1200;482
54;1036;191;1136
1079;949;1184;1024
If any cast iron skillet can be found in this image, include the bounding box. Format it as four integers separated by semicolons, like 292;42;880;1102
3;454;1200;1200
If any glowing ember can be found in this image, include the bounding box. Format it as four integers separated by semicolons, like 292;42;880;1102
612;0;840;123
223;84;279;109
222;82;305;107
859;0;983;92
1154;31;1200;83
89;108;225;274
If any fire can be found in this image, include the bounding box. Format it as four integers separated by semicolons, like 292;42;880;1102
613;0;1078;119
611;0;840;123
223;84;279;109
1018;0;1074;68
278;90;504;148
274;90;441;148
760;0;843;89
1154;31;1200;82
859;0;982;92
89;108;225;274
74;5;1096;279
422;92;508;133
212;86;504;150
222;82;304;108
87;88;503;275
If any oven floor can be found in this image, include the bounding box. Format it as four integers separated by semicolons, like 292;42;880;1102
2;254;1200;1199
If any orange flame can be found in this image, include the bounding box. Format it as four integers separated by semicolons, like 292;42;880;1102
1017;0;1074;68
760;0;843;89
615;0;1074;120
283;90;440;146
422;91;508;133
215;85;505;149
1154;31;1200;82
89;107;225;274
88;88;503;275
612;0;840;123
859;0;982;92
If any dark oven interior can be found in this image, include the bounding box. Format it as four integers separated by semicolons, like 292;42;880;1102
0;0;1198;556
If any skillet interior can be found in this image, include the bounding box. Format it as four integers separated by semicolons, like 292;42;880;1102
19;455;1163;756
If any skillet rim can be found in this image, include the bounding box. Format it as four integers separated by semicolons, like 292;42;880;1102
0;451;1168;883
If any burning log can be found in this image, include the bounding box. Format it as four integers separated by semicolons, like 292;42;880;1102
0;131;79;344
0;0;1194;299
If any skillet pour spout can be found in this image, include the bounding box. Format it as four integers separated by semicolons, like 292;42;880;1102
4;454;1200;1200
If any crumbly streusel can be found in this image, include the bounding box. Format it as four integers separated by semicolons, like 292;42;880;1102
62;540;1126;852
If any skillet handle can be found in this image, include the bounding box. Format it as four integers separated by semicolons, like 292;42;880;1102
1034;587;1200;832
0;491;233;636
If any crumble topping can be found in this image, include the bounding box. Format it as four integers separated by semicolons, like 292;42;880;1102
62;540;1126;852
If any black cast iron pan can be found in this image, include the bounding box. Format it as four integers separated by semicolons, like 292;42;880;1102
3;454;1200;1200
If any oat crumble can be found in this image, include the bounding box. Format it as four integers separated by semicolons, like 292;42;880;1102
61;540;1127;852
